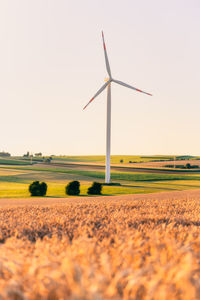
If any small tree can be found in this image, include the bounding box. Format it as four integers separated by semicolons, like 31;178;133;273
87;182;102;195
29;181;47;196
66;181;80;195
186;163;191;169
44;158;51;163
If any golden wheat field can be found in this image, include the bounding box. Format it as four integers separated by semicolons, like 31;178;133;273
1;190;200;299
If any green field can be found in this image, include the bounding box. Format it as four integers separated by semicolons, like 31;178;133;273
53;155;200;164
53;155;175;164
0;155;200;198
0;158;31;165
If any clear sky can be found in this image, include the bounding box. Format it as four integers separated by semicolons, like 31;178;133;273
1;0;200;156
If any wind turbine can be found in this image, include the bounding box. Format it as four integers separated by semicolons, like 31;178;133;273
83;32;152;184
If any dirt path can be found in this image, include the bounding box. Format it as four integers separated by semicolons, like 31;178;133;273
1;189;200;207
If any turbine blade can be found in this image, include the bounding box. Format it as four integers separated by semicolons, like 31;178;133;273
83;81;110;110
113;79;152;96
102;31;112;78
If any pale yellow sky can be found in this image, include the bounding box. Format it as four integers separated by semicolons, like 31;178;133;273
1;0;200;156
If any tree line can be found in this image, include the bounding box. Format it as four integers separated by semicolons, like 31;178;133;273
29;181;102;197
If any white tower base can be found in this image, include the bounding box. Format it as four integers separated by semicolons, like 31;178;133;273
105;83;111;183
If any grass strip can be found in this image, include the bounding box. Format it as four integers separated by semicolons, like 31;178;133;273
1;166;200;182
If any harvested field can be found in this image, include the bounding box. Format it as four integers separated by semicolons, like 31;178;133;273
0;190;200;299
124;159;200;169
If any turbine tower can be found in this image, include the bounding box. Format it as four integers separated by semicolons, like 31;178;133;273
83;32;152;184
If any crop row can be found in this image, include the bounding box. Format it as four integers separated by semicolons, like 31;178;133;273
0;192;200;299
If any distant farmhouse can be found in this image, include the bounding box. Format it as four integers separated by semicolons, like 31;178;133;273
35;152;42;157
0;151;11;157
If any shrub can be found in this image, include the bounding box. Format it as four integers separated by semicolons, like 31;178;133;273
87;182;102;195
66;181;80;196
44;158;51;163
29;181;47;196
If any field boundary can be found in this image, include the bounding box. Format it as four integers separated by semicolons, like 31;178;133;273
1;188;200;207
